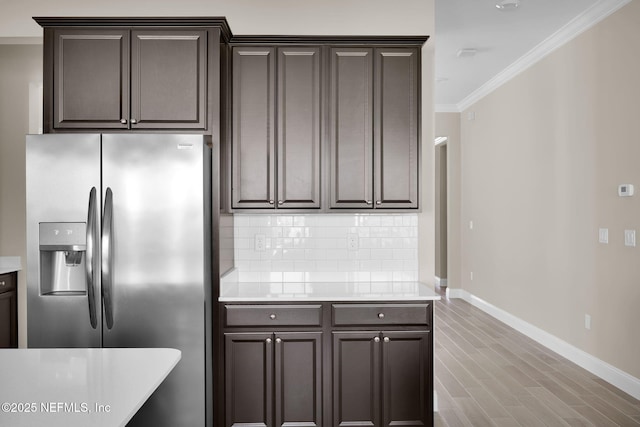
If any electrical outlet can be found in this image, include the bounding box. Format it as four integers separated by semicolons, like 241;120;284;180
585;314;591;330
347;233;359;251
624;230;636;247
254;234;266;251
599;228;608;244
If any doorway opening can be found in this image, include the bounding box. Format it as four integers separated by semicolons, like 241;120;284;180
435;137;448;288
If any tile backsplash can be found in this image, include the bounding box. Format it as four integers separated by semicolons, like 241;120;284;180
233;214;418;282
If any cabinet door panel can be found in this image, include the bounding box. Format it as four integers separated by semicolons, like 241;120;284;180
225;333;273;427
382;331;431;427
131;30;207;129
374;48;419;208
53;29;129;129
332;331;380;427
329;48;374;209
232;47;276;208
275;332;322;427
277;47;321;208
0;291;17;348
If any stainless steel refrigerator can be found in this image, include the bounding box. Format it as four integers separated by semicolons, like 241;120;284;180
26;133;213;426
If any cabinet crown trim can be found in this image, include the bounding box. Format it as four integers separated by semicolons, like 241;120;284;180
230;35;429;46
33;16;233;41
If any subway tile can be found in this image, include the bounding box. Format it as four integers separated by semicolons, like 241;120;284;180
305;249;327;260
370;248;394;260
276;216;293;226
283;271;305;282
382;260;404;271
316;260;338;271
271;260;294;272
337;260;360;271
282;248;305;260
294;260;316;272
371;271;393;282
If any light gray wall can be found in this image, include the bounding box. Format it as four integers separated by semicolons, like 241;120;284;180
459;1;640;379
0;44;42;347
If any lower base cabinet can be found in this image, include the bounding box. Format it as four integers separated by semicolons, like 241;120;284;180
0;272;18;348
333;331;431;427
220;302;434;427
224;332;322;427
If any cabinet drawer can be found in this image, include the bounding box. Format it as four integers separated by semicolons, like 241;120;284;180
0;273;16;294
332;303;430;326
225;304;322;327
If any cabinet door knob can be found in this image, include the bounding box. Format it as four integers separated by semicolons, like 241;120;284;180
383;337;390;343
376;200;382;205
0;281;5;287
268;200;274;205
120;119;127;124
130;119;138;124
373;337;380;343
275;338;282;344
269;314;276;320
378;313;385;319
278;200;284;205
366;200;372;205
266;338;272;344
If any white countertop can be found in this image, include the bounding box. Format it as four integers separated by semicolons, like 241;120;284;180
0;256;21;274
220;281;441;302
0;348;180;427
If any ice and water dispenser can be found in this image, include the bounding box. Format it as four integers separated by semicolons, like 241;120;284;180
39;222;87;295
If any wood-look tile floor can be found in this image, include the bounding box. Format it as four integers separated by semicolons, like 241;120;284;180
433;293;640;427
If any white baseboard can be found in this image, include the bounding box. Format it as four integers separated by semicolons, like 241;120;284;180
446;288;640;400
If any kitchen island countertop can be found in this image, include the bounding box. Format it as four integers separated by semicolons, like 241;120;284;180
0;348;180;427
220;280;441;302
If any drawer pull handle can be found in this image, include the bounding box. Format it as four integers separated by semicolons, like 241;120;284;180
275;338;282;344
383;337;390;343
0;281;5;286
266;338;272;344
378;313;385;319
269;314;276;320
373;337;380;343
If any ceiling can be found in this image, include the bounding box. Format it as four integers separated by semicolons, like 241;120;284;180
435;0;630;111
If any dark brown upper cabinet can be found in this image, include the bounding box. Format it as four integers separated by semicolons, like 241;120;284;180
329;47;374;209
231;46;321;209
37;17;232;133
330;47;420;210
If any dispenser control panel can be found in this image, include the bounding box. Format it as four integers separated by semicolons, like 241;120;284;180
39;222;87;250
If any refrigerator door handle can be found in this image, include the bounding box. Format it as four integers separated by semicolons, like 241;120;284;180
85;187;98;329
101;187;115;329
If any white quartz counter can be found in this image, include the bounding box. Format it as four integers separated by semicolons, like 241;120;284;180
220;281;441;302
0;256;21;274
0;348;180;427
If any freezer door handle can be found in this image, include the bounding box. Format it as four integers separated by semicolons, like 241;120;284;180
85;187;98;329
101;187;115;329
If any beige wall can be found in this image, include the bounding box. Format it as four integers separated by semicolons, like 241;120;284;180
0;44;42;347
459;1;640;378
0;1;435;346
435;112;461;287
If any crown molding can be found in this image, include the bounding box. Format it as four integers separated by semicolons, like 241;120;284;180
230;35;429;46
456;0;632;112
435;104;461;113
